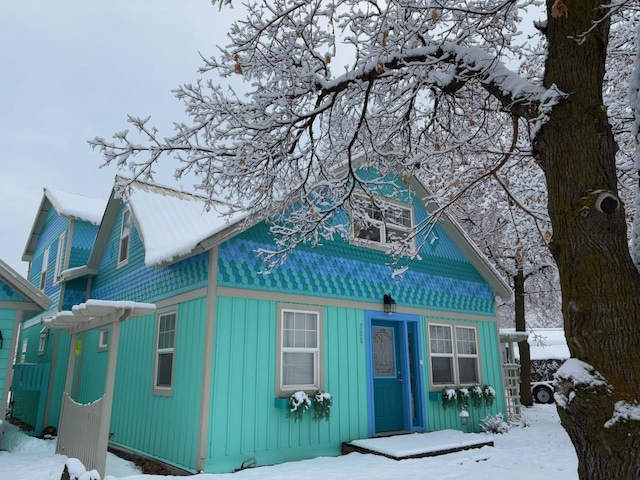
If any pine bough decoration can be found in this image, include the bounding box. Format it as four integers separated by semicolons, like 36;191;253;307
287;390;332;422
441;385;496;409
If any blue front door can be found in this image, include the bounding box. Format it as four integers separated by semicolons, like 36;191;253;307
372;320;404;433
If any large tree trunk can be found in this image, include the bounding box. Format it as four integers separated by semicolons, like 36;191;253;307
515;266;534;407
533;1;640;478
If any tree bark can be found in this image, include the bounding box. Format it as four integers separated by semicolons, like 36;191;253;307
515;266;534;407
533;1;640;478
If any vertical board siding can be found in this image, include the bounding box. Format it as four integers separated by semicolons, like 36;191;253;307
206;297;368;473
76;330;108;404
424;318;505;433
0;308;15;411
107;296;206;472
46;331;71;428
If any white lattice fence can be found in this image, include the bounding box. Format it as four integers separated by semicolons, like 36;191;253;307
503;363;522;421
56;394;107;475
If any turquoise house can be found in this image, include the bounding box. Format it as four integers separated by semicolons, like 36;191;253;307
12;175;512;473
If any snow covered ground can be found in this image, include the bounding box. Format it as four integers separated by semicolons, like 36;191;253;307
0;404;577;480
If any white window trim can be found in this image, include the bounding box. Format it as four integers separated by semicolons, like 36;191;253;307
152;309;177;396
117;207;132;268
38;333;47;356
427;321;481;388
21;338;28;363
350;195;415;250
276;304;324;397
54;231;67;284
98;328;109;352
39;247;50;290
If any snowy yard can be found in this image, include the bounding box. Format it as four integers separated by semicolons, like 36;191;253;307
0;405;577;480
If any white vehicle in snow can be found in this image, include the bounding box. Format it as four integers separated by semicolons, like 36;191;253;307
503;328;569;404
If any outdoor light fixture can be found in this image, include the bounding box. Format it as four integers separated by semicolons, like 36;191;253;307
383;294;397;314
0;330;3;349
459;406;469;426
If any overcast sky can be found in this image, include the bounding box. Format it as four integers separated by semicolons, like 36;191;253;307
0;0;244;277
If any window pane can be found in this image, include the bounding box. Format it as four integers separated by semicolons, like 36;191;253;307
356;224;381;242
429;325;452;354
159;314;176;349
458;358;479;384
282;352;314;386
157;352;173;387
386;226;409;243
456;327;477;355
282;311;317;348
373;327;395;377
283;312;294;330
119;236;129;262
283;328;294;347
432;357;454;384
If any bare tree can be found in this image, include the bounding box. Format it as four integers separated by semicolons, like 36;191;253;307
91;1;640;477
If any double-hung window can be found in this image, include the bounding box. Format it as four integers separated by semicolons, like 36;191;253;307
118;208;131;267
154;310;177;394
352;196;413;247
277;305;323;396
428;323;480;386
39;247;50;290
54;231;67;283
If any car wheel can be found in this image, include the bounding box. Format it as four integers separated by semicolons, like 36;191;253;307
533;385;554;404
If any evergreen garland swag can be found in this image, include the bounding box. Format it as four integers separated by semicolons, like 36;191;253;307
441;385;496;409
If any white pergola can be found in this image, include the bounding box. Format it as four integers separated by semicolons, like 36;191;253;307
44;299;156;477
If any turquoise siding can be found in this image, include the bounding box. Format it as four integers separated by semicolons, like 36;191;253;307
75;329;109;403
12;321;48;427
0;308;16;412
0;281;29;303
91;203;208;303
106;296;207;472
424;318;505;432
218;197;494;316
206;297;368;473
45;330;71;428
69;220;100;268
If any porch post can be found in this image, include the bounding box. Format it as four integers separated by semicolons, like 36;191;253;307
64;333;77;397
95;319;121;477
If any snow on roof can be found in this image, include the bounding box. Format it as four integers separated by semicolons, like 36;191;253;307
124;180;245;267
45;187;107;225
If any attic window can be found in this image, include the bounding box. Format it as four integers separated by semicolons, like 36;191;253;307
118;207;132;267
352;196;414;247
54;231;67;283
39;246;50;290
